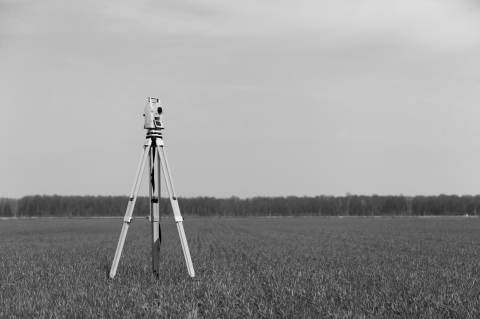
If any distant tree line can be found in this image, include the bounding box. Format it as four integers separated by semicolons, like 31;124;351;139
0;194;479;218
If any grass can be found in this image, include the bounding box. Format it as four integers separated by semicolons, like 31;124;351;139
1;217;479;318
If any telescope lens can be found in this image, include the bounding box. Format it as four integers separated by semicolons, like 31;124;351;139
157;107;163;114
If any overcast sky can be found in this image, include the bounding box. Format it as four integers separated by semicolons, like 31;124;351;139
1;0;480;198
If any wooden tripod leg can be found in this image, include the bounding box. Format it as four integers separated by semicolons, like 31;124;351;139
157;146;195;278
149;143;161;276
110;140;151;278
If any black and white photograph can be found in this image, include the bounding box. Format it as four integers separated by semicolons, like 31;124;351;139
1;0;479;317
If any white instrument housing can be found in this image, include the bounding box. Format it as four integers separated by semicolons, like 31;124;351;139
144;97;164;129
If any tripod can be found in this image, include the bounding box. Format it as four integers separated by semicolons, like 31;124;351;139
109;98;195;279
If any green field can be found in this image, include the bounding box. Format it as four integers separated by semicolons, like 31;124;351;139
1;217;479;318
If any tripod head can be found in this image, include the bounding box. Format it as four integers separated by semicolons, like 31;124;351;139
144;97;164;130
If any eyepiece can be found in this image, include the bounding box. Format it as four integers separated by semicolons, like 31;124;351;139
157;107;163;114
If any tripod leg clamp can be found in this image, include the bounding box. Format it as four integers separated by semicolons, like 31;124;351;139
174;216;184;222
123;216;133;223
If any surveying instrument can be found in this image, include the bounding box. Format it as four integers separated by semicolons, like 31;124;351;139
109;97;195;279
